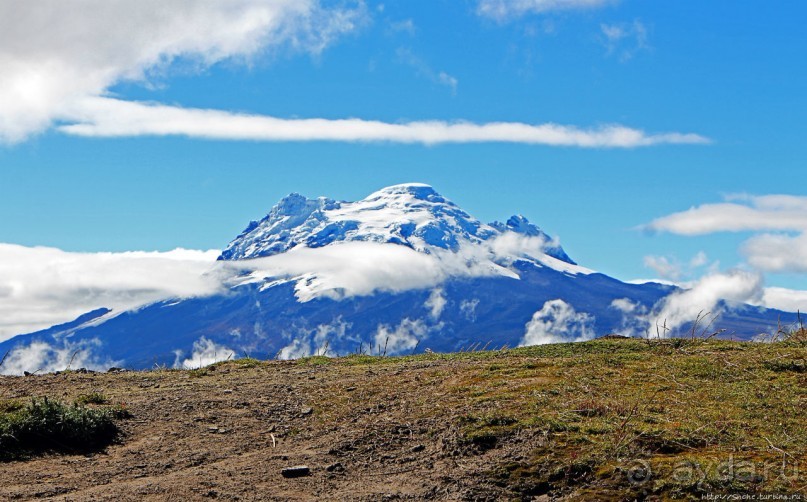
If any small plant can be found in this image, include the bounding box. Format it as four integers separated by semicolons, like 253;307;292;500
74;392;109;405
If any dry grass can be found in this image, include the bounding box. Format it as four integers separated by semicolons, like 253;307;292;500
1;337;804;500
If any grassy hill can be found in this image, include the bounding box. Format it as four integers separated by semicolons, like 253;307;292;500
1;336;805;500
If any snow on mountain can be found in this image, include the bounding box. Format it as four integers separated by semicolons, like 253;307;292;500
220;183;575;265
215;183;591;303
0;183;799;374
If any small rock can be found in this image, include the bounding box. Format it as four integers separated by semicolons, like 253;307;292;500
326;462;344;473
345;386;357;392
107;367;126;373
222;389;233;394
281;465;310;478
207;426;219;433
410;444;426;453
301;406;313;416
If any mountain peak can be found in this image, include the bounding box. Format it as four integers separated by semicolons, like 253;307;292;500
218;184;574;264
364;183;443;203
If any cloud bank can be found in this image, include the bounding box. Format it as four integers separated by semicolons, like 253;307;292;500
0;231;575;342
56;96;707;148
0;244;220;341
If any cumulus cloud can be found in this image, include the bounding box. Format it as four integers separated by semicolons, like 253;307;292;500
374;318;428;355
477;0;616;21
56;96;708;147
521;299;596;346
175;337;235;369
0;339;119;376
646;269;764;335
0;244;221;341
0;0;366;144
425;288;447;320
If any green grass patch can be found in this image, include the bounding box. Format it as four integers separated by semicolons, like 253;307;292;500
0;397;123;460
74;392;109;405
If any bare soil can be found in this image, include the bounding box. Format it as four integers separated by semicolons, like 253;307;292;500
0;358;538;501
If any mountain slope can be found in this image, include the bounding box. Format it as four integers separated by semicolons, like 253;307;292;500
0;184;798;373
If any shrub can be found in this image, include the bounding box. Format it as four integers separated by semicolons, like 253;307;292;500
0;397;119;460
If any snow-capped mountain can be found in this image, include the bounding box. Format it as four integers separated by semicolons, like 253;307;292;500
219;183;574;264
0;184;797;374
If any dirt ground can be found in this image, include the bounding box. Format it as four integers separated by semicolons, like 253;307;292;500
0;357;539;501
3;340;805;501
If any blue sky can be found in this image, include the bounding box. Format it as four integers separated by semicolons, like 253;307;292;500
1;0;806;326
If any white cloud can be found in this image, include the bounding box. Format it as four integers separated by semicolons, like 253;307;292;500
57;96;708;148
394;47;460;94
228;233;597;303
742;233;807;273
644;194;807;275
0;0;707;149
520;299;595;346
276;317;353;359
477;0;616;21
646;269;764;335
277;338;313;360
690;251;708;268
0;244;221;341
176;337;235;369
460;299;480;321
643;251;713;281
1;232;578;342
0;339;119;376
643;255;683;281
600;19;649;61
609;297;649;337
610;297;639;314
757;287;807;314
425;288;447;320
0;0;366;143
374;318;428;355
644;194;807;235
388;19;416;35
